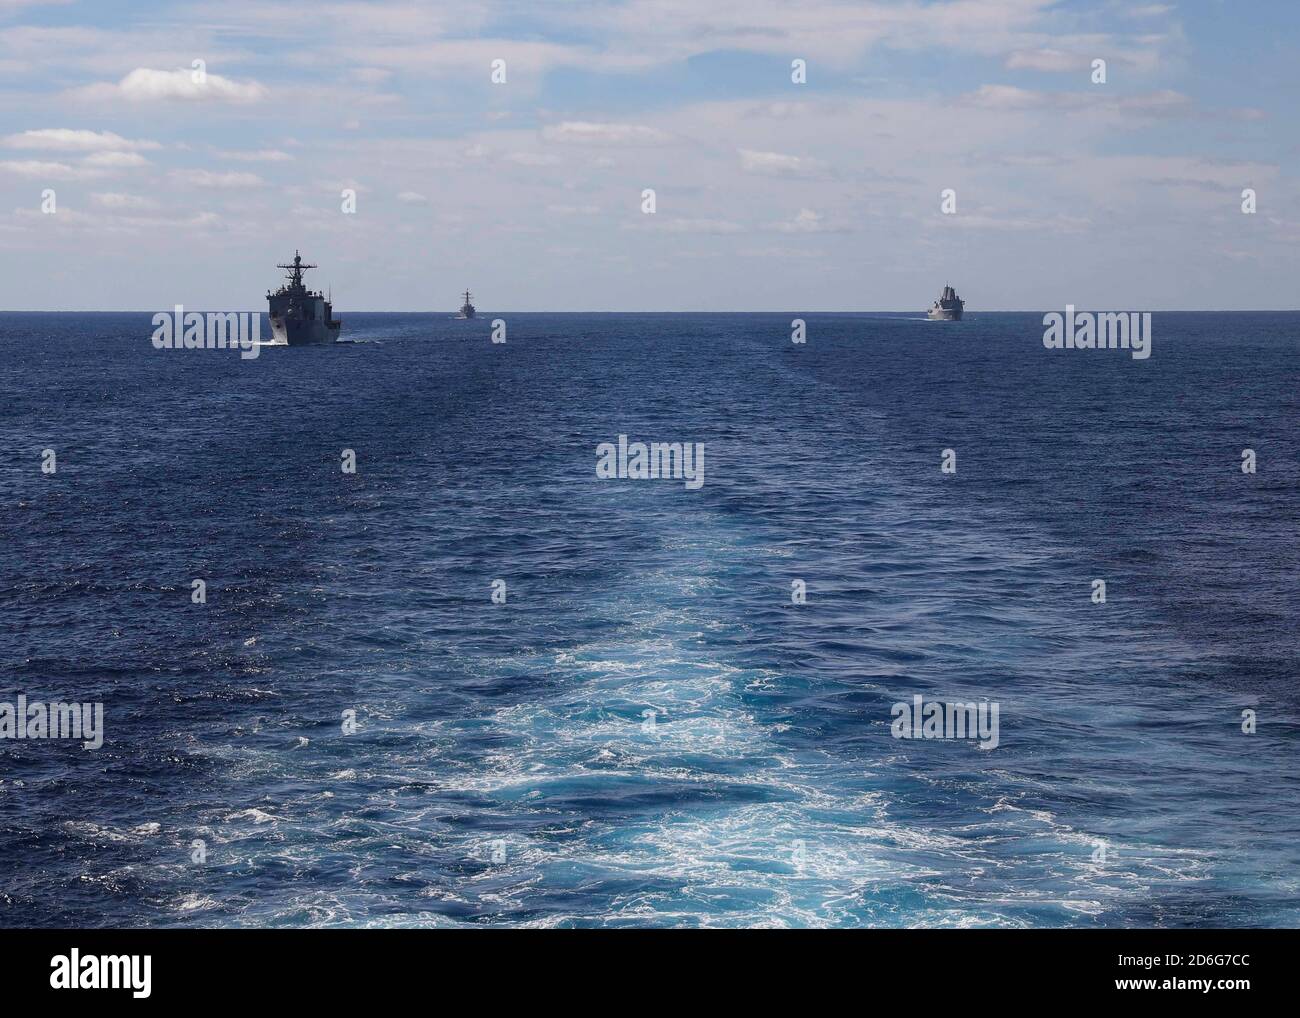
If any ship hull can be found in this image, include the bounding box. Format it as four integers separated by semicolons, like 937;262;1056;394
270;315;342;345
927;307;963;321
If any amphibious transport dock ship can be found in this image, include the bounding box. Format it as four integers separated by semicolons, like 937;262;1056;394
267;251;341;344
927;284;965;321
456;290;476;319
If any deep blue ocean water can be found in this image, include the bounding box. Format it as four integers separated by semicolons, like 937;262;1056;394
1;310;1297;928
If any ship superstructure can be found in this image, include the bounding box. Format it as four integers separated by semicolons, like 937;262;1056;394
927;284;964;321
456;290;476;319
267;251;341;344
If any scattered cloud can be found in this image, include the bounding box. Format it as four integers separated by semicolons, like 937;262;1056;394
1004;45;1164;75
0;0;76;12
739;148;819;177
90;191;158;210
962;84;1059;111
1004;48;1089;73
82;150;149;168
75;67;268;103
11;205;220;233
541;122;669;145
928;210;1093;233
2;128;160;151
547;203;601;215
219;148;293;162
642;217;743;234
961;84;1212;120
171;168;264;188
0;0;1290;310
0;158;97;179
770;208;844;233
349;67;393;84
1120;4;1174;18
505;151;561;166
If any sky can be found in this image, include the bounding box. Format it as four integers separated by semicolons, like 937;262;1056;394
0;0;1297;311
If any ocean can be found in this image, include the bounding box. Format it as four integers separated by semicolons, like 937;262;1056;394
1;310;1297;928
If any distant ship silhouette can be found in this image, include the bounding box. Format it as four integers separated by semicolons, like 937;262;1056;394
927;284;964;321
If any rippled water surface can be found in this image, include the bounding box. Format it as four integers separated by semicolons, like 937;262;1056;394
1;311;1297;927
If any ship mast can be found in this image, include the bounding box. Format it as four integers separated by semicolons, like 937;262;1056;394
276;250;318;290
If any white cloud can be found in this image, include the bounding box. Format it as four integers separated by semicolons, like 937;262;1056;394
2;128;159;152
505;151;561;166
0;0;77;12
10;205;220;233
0;159;98;179
568;0;1073;67
172;168;263;188
82;150;149;168
396;191;428;204
772;208;833;233
547;203;601;215
926;210;1093;233
962;84;1052;111
91;192;158;210
1005;48;1087;73
962;85;1205;120
350;67;393;84
78;67;268;103
738;245;824;259
1006;44;1164;75
1121;4;1174;18
541;121;669;145
738;148;816;177
220;148;293;162
644;218;743;234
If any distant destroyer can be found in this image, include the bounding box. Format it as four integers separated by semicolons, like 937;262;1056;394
456;290;477;319
267;251;341;344
927;284;965;321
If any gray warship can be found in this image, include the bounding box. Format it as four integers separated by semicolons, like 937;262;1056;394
927;284;964;321
456;290;476;319
267;251;341;344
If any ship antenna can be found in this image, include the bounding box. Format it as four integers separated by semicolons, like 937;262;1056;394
276;250;318;288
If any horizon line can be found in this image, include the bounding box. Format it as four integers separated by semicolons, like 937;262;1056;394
2;308;1298;315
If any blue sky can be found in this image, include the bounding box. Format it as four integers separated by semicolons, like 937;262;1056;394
1;0;1296;310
